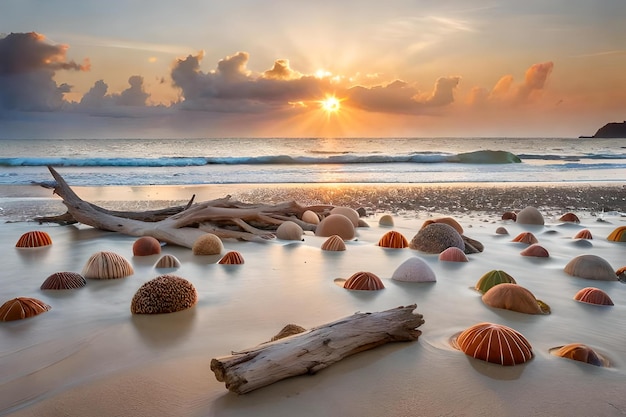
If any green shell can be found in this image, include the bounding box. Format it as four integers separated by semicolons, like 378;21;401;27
475;270;517;293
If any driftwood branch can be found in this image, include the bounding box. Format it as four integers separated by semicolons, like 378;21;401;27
210;304;425;394
40;166;333;247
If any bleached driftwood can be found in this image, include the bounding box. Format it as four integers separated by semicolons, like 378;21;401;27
210;304;425;394
41;166;334;247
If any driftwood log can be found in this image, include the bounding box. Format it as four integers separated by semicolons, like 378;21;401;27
40;166;335;247
210;304;425;394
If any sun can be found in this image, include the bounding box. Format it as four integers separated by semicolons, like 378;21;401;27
320;96;341;113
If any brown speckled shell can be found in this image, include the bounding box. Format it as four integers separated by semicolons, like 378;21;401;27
130;274;198;314
192;233;224;255
82;251;134;279
15;231;52;248
573;287;613;306
218;251;245;264
377;231;409;248
0;297;51;321
456;322;533;366
343;271;385;291
41;271;86;290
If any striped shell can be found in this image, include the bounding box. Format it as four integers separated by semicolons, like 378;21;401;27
378;231;409;248
0;297;51;321
482;283;550;315
475;270;517;293
41;271;86;290
574;229;592;240
315;214;356;240
456;322;533;366
378;214;394;227
15;231;52;248
321;235;346;251
573;287;613;306
520;244;549;257
564;255;617;281
607;226;626;242
421;217;464;234
551;343;606;367
192;233;224;255
559;212;580;223
391;257;436;282
218;251;245;264
343;271;385;291
82;251;134;279
155;254;181;269
130;274;198;314
512;232;538;245
439;247;468;262
132;236;161;256
276;221;304;240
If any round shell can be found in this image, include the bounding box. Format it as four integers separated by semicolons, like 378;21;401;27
0;297;51;321
501;211;517;221
564;255;617;281
218;251;245;264
192;233;224;255
559;212;580;223
15;230;52;248
41;271;86;290
409;223;465;254
455;322;533;366
301;210;320;224
276;221;304;240
551;343;607;367
321;235;346;251
475;270;517;293
343;271;385;291
516;206;544;225
82;251;134;279
482;283;550;314
130;274;198;314
378;214;394;227
391;257;436;282
607;226;626;242
132;236;161;256
574;229;592;240
495;226;509;235
330;206;360;227
439;247;468;262
154;254;181;269
573;287;613;306
315;214;356;240
512;232;538;245
520;244;549;257
378;231;409;249
421;217;464;234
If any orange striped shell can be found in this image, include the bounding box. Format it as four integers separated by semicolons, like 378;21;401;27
574;229;592;240
607;226;626;242
456;322;533;366
82;251;134;279
559;212;580;223
321;235;346;251
0;297;51;321
377;231;409;248
520;244;549;258
15;231;52;248
218;251;245;264
551;343;606;367
41;271;86;290
512;232;538;245
343;271;385;291
573;287;613;306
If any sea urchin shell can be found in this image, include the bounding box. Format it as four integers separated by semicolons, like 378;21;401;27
551;343;607;367
439;247;468;262
391;257;436;282
343;271;385;291
512;232;538;245
130;274;198;314
573;287;613;306
321;235;346;251
574;229;592;240
132;236;161;256
378;231;409;248
218;251;245;264
15;231;52;248
564;254;617;281
455;322;533;366
0;297;51;321
482;283;550;314
192;233;224;255
82;251;134;279
520;244;549;257
41;271;86;290
155;254;181;269
475;270;517;293
607;226;626;242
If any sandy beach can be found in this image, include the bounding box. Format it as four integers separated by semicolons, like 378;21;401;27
1;182;626;417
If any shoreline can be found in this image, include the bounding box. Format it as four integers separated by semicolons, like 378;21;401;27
1;182;625;223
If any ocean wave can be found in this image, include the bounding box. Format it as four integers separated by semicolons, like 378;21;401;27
0;150;523;167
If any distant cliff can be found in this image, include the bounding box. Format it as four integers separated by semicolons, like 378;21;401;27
582;121;626;138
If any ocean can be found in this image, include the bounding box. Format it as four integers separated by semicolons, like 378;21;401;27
1;137;625;186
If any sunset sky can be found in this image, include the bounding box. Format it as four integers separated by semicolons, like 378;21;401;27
1;0;625;138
